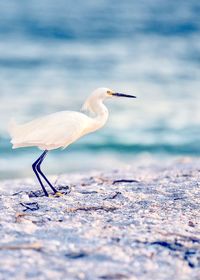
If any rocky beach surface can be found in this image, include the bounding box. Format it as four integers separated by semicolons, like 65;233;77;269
0;158;199;280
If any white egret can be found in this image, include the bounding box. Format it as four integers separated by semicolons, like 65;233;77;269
9;88;136;197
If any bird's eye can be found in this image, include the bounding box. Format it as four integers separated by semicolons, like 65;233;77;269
107;90;112;94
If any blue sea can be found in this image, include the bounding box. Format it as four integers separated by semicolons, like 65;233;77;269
0;0;199;178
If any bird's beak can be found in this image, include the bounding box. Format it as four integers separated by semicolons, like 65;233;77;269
112;92;137;98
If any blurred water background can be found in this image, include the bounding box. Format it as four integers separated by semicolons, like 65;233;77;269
0;0;199;179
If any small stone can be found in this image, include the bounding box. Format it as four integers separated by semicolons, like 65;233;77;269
188;221;195;227
20;194;30;203
64;251;88;259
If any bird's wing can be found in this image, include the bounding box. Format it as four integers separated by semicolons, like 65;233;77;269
11;111;91;149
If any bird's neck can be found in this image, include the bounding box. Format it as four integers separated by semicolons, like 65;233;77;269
91;99;109;126
82;98;109;130
93;99;108;115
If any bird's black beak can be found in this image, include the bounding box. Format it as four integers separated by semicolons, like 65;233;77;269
112;93;137;98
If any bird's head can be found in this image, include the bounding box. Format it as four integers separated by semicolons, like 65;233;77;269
91;87;137;100
81;88;136;113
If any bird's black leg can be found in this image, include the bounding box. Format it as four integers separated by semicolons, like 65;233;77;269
32;151;49;197
36;151;58;194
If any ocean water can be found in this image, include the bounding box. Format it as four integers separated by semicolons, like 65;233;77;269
0;0;200;178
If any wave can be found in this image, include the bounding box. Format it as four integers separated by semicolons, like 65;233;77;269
1;138;199;156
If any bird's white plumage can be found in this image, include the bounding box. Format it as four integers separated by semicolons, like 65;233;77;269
9;87;136;151
9;88;112;150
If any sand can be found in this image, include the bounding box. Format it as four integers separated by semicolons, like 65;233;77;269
0;158;199;280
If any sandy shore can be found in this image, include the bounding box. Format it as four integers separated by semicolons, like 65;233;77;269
0;158;199;280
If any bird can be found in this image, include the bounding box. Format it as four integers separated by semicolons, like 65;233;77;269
9;88;136;197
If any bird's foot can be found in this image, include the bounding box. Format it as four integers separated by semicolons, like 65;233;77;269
48;194;55;198
47;192;65;198
54;191;64;197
